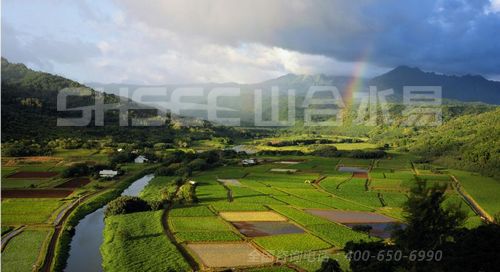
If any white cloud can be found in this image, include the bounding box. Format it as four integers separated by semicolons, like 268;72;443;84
488;0;500;12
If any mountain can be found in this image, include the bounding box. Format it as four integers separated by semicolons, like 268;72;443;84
410;108;500;176
370;66;500;104
0;58;237;143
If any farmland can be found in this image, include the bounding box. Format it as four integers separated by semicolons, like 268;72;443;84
101;210;190;272
1;229;51;272
1;142;498;272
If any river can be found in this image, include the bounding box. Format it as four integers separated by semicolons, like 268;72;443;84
64;174;154;272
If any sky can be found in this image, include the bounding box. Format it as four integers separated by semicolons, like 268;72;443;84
2;0;500;84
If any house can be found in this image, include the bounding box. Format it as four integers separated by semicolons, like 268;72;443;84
117;148;123;152
241;159;257;166
99;170;118;178
188;180;197;185
134;155;148;164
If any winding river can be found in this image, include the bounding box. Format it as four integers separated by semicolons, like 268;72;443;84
64;174;154;272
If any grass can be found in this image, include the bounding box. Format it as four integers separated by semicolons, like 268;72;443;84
1;198;66;225
269;205;331;226
170;205;215;217
101;211;190;272
268;205;375;247
1;226;14;236
307;224;375;247
169;216;234;232
253;233;331;256
1;229;50;272
139;175;177;201
450;170;500;216
1;167;18;177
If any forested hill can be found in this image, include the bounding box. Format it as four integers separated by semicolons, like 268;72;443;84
410;108;500;176
370;66;500;104
0;58;245;143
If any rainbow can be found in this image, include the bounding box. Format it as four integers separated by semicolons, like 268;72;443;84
342;48;371;121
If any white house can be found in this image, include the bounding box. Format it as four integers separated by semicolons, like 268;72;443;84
188;180;197;185
99;170;118;178
134;155;148;164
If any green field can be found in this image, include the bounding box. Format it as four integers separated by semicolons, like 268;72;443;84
139;175;177;201
1;199;67;225
101;211;190;272
451;170;500;216
253;233;331;256
1;229;50;272
1;147;497;272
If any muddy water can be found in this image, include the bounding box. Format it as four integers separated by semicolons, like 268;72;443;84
305;209;404;239
305;209;395;223
232;221;304;237
64;174;154;272
344;222;404;239
338;166;369;173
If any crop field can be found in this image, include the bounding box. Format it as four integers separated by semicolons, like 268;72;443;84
219;211;287;222
186;242;274;268
450;170;500;216
55;177;91;188
102;211;191;271
338;158;374;167
170;216;229;231
253;233;331;256
2;189;74;198
175;231;242;242
170;205;215;217
2;198;67;225
1;229;50;272
2;178;53;189
1;166;19;177
6;171;59;179
232;221;304;237
2;147;497;272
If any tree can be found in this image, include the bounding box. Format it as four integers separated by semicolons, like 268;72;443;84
316;258;343;272
104;196;151;217
393;179;467;250
61;163;90;178
346;180;469;271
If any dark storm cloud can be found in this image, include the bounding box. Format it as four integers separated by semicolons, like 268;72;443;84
118;0;500;76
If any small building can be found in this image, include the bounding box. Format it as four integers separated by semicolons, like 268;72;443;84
117;148;123;152
242;159;257;166
99;170;118;178
134;155;148;164
188;180;197;185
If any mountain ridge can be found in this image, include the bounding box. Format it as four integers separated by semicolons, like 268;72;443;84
86;65;500;104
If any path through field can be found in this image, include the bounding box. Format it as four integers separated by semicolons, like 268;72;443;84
1;226;26;252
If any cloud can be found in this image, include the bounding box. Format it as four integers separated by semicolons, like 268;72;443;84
2;0;499;84
2;22;101;73
116;0;500;76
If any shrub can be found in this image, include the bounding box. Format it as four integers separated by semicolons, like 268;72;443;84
312;146;339;157
187;158;208;171
62;163;90;178
104;196;151;217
